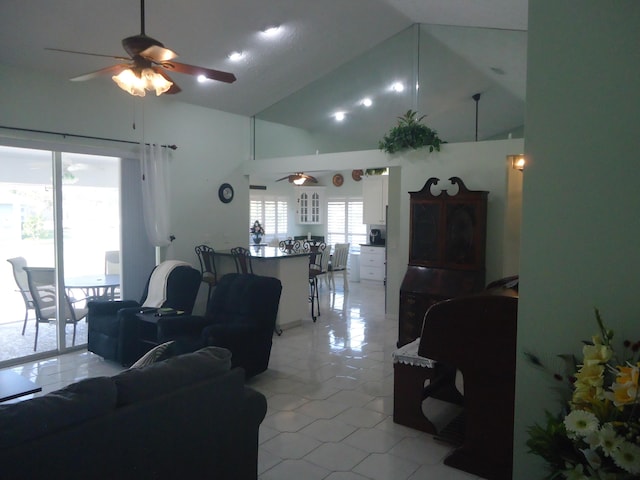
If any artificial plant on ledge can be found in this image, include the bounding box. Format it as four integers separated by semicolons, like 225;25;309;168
378;110;445;154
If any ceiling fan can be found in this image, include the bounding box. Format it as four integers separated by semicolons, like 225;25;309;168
276;173;318;185
46;0;236;97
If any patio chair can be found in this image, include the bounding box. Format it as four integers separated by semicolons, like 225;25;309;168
6;257;35;336
23;267;88;351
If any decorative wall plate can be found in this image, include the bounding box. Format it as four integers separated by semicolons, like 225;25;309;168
351;169;363;181
332;173;344;187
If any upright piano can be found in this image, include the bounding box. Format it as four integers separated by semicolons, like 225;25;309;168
418;286;518;480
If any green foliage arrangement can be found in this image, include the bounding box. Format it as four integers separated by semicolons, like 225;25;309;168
378;110;444;154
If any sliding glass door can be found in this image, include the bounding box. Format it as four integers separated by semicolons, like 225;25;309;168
0;145;120;365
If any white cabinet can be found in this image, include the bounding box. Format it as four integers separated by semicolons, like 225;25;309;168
296;187;324;224
362;175;388;224
359;245;385;282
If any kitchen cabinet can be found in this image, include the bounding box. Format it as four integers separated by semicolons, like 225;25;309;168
398;177;488;347
360;245;385;282
296;187;324;224
362;175;388;224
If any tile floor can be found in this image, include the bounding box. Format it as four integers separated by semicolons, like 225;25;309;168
2;279;485;479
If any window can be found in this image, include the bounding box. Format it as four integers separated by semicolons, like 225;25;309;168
326;197;367;253
250;193;288;243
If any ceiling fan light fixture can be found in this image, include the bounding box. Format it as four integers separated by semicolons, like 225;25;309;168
112;67;173;97
261;25;281;37
293;176;307;185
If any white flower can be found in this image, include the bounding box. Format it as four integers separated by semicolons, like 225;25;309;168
564;410;600;437
611;441;640;474
595;423;624;457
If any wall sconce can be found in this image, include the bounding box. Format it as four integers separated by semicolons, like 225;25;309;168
509;154;526;171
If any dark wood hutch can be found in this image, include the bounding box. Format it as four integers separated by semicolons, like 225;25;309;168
398;177;488;346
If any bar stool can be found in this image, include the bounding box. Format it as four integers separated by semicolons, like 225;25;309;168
195;244;218;311
308;251;323;322
230;246;254;274
279;239;301;254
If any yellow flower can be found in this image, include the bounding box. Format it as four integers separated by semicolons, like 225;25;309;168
582;343;612;366
573;364;605;405
608;363;639;407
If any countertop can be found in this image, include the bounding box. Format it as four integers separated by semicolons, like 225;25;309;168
215;246;309;259
360;244;386;248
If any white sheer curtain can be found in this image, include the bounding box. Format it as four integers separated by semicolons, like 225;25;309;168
140;143;172;247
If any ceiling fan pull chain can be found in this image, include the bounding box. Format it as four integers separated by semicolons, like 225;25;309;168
140;0;146;35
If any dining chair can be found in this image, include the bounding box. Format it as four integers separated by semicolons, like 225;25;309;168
329;243;350;291
308;251;323;322
6;257;35;336
103;250;121;299
23;267;88;351
230;246;254;274
104;250;121;275
317;244;331;288
195;244;218;311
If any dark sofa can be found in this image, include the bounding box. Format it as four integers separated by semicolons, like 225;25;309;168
0;347;267;480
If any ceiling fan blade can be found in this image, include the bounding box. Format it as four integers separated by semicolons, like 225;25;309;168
140;45;178;63
153;68;182;94
160;61;237;83
276;175;294;182
303;174;318;183
46;47;130;61
71;63;130;82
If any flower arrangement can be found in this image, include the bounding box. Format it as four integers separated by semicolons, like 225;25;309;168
250;220;264;236
526;309;640;479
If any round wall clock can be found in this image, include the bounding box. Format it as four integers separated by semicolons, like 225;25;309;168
351;169;363;182
332;173;344;187
218;183;234;203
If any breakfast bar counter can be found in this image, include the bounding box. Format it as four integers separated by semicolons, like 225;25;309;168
214;247;309;331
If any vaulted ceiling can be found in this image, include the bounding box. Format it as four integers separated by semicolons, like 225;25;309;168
0;1;528;150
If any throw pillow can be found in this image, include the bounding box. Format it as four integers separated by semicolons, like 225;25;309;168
130;341;175;369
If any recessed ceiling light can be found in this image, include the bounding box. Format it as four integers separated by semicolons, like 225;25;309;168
391;82;404;93
334;112;346;122
261;25;281;37
360;97;373;107
228;51;245;61
197;75;208;83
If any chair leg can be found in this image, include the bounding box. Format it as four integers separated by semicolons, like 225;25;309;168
329;271;335;290
33;322;39;351
309;277;319;322
22;309;28;335
72;322;77;346
343;269;349;291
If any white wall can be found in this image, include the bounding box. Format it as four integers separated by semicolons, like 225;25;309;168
514;2;640;477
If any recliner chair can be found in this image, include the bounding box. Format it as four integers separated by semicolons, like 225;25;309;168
87;261;201;366
153;273;282;378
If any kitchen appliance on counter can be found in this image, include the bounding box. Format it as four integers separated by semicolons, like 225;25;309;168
369;229;385;245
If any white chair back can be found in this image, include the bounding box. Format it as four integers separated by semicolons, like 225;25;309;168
330;243;350;291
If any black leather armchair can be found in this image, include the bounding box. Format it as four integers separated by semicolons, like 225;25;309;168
155;273;282;378
87;262;201;366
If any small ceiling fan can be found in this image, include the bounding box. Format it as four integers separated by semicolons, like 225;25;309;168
276;173;318;185
46;0;236;97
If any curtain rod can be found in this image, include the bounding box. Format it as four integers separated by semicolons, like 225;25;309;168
0;125;178;150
